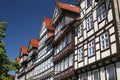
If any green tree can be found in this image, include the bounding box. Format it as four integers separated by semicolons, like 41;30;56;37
0;22;19;80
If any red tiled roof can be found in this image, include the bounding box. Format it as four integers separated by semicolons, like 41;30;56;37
21;46;28;55
16;57;20;64
30;38;39;48
56;1;80;13
44;17;54;30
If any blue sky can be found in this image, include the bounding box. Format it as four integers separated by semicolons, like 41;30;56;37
0;0;77;61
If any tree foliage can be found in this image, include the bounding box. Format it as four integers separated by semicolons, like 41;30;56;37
0;22;19;80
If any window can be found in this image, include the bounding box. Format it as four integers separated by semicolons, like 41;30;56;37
78;47;84;61
69;54;73;67
60;18;65;29
60;41;62;51
55;64;58;74
67;33;71;44
106;65;116;80
100;32;109;50
61;60;65;71
81;73;88;80
98;4;106;22
86;0;91;7
87;15;93;31
65;57;68;69
78;24;83;37
58;63;61;73
54;47;57;55
93;70;100;80
63;38;66;48
88;41;95;56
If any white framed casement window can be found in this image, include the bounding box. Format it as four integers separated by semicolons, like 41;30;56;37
106;64;116;80
88;40;95;56
98;4;106;22
78;47;84;61
69;54;73;67
87;15;93;31
78;24;83;37
65;57;69;69
100;32;109;50
92;70;100;80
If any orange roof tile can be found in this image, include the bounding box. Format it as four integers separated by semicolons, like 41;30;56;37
56;1;80;13
30;38;39;48
16;57;20;64
44;17;54;30
21;46;28;55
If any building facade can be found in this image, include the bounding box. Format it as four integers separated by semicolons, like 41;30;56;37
17;46;28;80
33;17;54;80
74;0;120;80
15;0;120;80
26;39;38;80
52;2;80;80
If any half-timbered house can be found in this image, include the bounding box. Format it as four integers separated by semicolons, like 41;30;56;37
34;17;54;80
52;1;80;80
74;0;120;80
26;38;38;80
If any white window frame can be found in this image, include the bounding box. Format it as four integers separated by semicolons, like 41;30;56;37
98;4;106;22
100;32;109;50
78;24;83;37
78;47;84;61
87;15;93;31
88;40;95;56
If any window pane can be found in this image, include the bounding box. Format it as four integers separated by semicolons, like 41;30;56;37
107;65;116;80
93;70;100;80
78;47;84;61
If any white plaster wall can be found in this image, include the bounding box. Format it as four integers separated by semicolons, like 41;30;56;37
101;49;110;58
89;56;95;64
78;62;84;68
111;43;117;54
94;21;99;32
100;67;106;80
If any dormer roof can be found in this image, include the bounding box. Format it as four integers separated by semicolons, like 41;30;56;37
44;17;54;31
21;46;28;55
56;1;80;13
30;38;39;48
16;57;20;64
